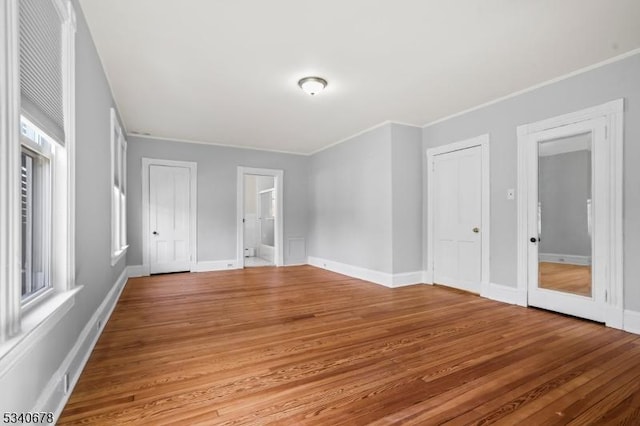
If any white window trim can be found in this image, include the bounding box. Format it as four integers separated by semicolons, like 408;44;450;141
0;0;78;365
110;108;128;266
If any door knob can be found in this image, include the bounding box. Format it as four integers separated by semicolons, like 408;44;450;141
472;227;479;233
152;231;159;235
530;237;538;243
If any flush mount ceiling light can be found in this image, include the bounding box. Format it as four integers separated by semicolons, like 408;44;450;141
298;76;327;96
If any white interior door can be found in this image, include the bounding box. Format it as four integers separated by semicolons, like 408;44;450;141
149;164;191;274
433;146;482;293
526;118;606;322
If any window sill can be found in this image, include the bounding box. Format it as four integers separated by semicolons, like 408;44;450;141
0;286;82;377
111;245;129;266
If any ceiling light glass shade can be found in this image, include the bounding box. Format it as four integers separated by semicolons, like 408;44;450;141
298;76;327;95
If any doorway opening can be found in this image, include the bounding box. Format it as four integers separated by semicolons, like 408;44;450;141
236;167;284;268
244;175;275;267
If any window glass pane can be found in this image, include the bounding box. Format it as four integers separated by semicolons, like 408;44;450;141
113;185;120;251
120;192;126;246
21;149;50;300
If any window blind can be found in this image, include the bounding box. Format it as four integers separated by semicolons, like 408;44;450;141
19;0;66;145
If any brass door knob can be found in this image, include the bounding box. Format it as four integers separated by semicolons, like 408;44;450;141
472;227;480;233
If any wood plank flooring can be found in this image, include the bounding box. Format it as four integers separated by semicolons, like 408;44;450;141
58;266;640;425
539;262;592;297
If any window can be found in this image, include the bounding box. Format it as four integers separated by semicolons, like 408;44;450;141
20;117;53;303
111;109;128;264
0;0;76;346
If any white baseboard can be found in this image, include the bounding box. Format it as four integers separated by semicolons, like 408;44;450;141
127;264;147;277
128;261;240;276
482;282;527;307
307;256;423;288
34;267;129;420
392;271;424;287
624;309;640;335
539;253;591;266
191;259;238;272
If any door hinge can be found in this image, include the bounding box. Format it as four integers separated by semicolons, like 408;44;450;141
242;218;245;223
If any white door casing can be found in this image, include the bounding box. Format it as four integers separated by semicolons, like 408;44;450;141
142;158;197;276
236;167;284;268
427;134;490;295
517;99;624;328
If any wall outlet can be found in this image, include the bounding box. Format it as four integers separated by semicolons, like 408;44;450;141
97;319;102;330
227;263;233;268
506;188;515;200
63;373;69;394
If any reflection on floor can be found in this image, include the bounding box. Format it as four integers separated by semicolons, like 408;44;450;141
539;262;592;297
245;256;273;267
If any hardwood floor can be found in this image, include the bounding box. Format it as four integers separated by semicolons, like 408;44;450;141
539;262;592;297
59;266;640;425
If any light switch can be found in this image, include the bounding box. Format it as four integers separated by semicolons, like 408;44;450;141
507;188;515;200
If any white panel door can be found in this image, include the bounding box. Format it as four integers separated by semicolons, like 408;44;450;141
433;146;482;293
149;165;191;274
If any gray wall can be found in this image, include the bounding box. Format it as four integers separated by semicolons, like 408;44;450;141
126;138;309;265
0;0;128;412
307;122;423;274
422;53;640;310
391;124;423;273
308;124;393;273
539;150;591;257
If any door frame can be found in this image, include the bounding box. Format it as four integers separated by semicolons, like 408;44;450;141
516;99;624;328
426;134;490;295
236;166;284;268
141;158;197;276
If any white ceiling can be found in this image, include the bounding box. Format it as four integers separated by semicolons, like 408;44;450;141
78;0;640;155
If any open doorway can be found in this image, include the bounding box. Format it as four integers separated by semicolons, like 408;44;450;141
236;167;284;268
244;175;275;267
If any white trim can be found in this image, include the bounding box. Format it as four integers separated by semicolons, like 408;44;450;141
391;271;424;288
63;0;76;291
109;108;127;266
0;287;80;378
538;253;591;266
129;121;422;157
126;265;146;278
623;310;640;335
34;268;128;421
191;260;239;272
516;99;624;327
0;0;21;342
307;256;424;288
110;245;128;266
309;120;420;156
237;167;284;268
426;134;491;297
128;133;307;157
485;283;528;307
422;270;433;285
141;158;197;275
423;48;640;129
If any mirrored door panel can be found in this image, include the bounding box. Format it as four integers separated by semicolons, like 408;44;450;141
537;132;592;297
